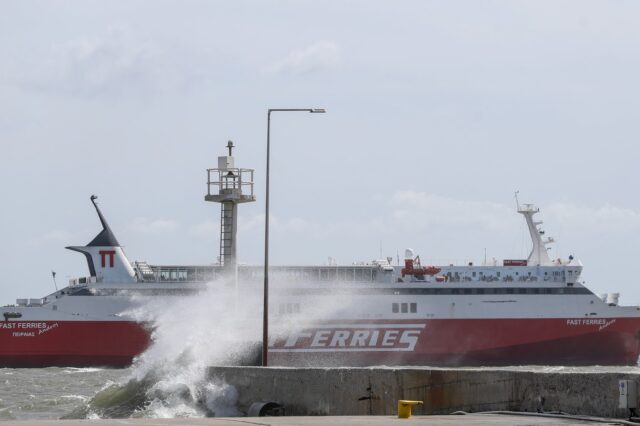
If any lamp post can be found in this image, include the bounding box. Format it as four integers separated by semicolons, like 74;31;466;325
263;108;326;367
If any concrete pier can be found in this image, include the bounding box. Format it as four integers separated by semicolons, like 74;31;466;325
207;366;640;419
0;415;608;425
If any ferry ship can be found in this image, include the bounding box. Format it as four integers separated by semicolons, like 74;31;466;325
2;145;639;367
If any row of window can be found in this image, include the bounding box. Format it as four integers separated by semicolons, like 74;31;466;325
392;302;418;314
73;286;591;298
285;286;591;296
278;303;301;315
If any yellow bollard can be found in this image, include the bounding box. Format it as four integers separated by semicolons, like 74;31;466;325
397;400;423;419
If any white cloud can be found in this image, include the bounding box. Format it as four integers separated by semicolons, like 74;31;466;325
267;41;342;75
189;220;218;239
23;27;204;98
390;191;640;235
545;202;640;233
130;217;179;235
30;230;75;247
390;191;518;231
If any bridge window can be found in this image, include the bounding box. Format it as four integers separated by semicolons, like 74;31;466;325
410;303;417;313
392;303;399;313
401;303;408;313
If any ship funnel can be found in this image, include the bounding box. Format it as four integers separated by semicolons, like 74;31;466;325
87;195;120;247
66;196;136;283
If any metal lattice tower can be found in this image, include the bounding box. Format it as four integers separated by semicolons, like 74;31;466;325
205;141;256;272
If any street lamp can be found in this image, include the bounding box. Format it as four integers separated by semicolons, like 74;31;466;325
263;108;326;367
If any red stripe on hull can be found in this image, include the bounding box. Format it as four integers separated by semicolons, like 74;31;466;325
0;321;151;368
270;318;640;366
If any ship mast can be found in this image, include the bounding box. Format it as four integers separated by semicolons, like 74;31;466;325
205;141;256;274
517;203;554;266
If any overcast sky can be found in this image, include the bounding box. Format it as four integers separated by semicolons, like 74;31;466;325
2;1;640;304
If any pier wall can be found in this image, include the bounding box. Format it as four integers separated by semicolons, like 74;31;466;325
207;367;638;418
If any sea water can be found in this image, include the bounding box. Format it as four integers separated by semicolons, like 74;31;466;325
0;367;128;420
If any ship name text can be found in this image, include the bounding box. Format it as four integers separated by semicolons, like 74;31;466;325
270;324;426;352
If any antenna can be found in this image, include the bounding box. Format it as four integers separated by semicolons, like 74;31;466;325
51;270;58;291
514;190;521;210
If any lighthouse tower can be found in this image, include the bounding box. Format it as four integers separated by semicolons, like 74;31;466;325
205;141;256;272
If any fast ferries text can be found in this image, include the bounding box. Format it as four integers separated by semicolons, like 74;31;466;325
1;322;60;337
270;324;426;352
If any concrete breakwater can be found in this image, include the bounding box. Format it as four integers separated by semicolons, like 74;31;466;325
207;366;640;418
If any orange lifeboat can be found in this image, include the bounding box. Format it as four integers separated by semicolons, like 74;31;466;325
401;256;441;278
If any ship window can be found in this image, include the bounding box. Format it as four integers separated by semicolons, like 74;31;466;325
518;288;526;294
472;272;476;277
452;288;460;294
464;288;472;294
476;289;484;294
410;303;417;313
401;303;408;313
506;288;514;294
392;303;399;313
515;272;519;276
497;272;501;277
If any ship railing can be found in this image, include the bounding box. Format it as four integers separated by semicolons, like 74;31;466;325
144;265;381;283
238;265;380;283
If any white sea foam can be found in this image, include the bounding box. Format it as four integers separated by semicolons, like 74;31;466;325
103;273;357;418
116;275;262;417
60;395;89;402
63;368;104;374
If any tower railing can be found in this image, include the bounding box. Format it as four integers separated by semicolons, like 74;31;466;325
206;168;255;200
